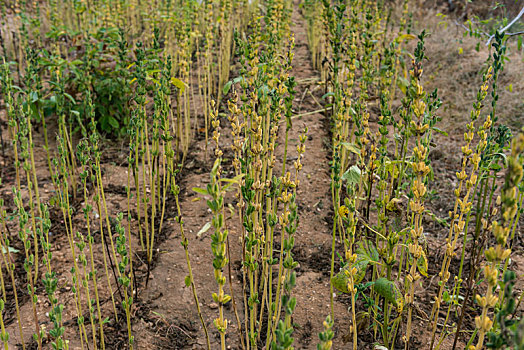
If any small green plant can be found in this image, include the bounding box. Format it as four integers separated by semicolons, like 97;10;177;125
317;316;334;350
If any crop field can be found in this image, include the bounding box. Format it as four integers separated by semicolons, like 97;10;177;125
0;0;523;349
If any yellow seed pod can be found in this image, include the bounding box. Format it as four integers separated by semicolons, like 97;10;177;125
484;265;498;285
338;205;349;218
485;247;497;262
474;316;482;330
482;317;493;331
487;294;499;307
475;294;484;306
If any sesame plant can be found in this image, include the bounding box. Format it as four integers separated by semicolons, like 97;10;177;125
114;212;134;349
196;1;310;348
470;129;523;349
0;179;25;348
77;137;105;349
0;183;10;350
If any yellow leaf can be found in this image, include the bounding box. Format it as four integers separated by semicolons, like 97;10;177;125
397;34;416;43
170;78;187;92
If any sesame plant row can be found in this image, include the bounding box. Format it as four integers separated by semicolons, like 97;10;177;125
302;0;523;349
197;0;309;348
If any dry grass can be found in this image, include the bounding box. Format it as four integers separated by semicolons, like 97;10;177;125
412;8;524;134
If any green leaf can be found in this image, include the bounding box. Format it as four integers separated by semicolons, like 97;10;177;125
147;77;160;85
431;127;448;136
30;91;39;103
184;275;191;287
146;69;161;76
374;278;403;308
212;293;219;303
331;258;370;294
1;246;20;254
192;187;209;195
443;290;451;303
223;81;233;95
398;77;410;94
340;142;361;155
221;174;244;192
356;240;379;264
342;165;361;185
196;222;212;238
63;93;76;104
417;251;428;277
321;92;335;100
108;116;119;129
331;268;349;293
211;159;220;175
